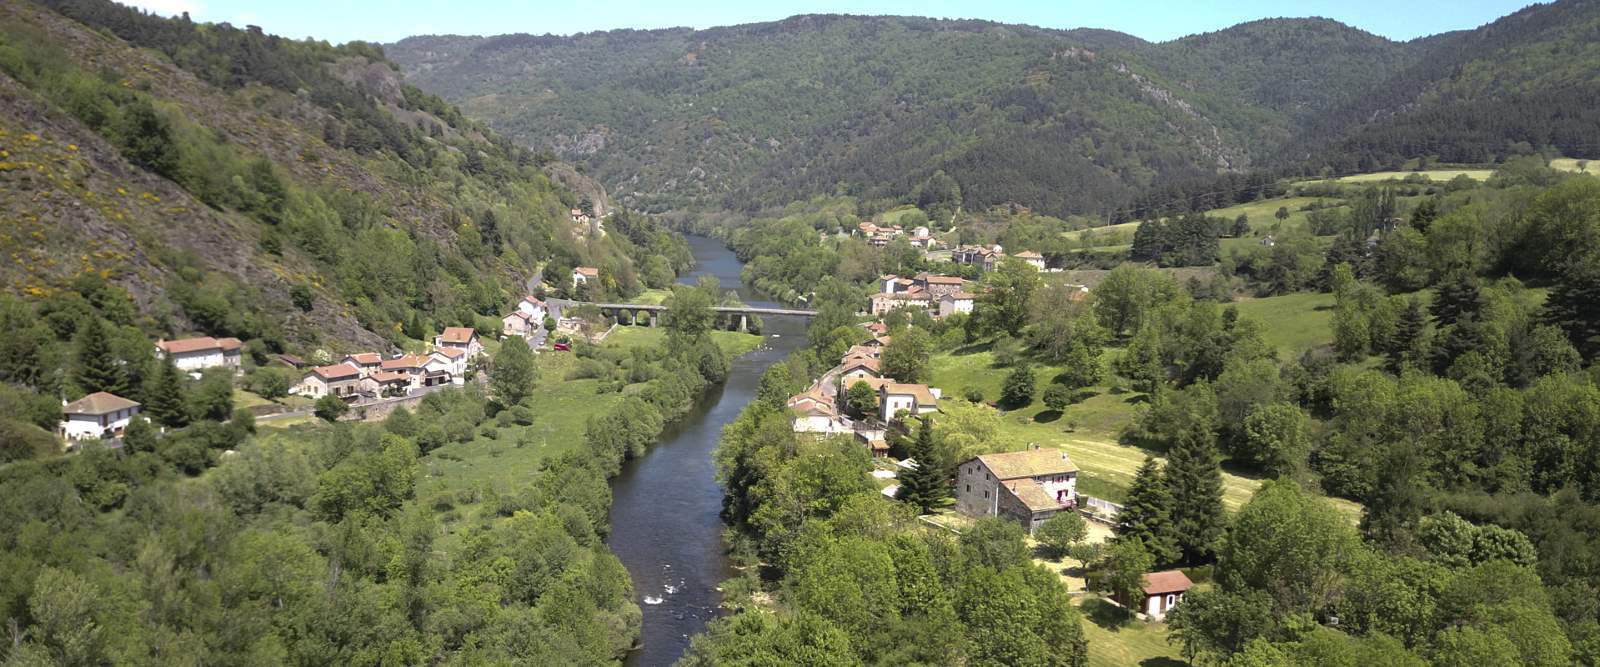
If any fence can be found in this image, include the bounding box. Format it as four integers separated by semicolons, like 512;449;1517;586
1079;495;1124;523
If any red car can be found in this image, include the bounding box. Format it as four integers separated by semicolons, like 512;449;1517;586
552;342;571;351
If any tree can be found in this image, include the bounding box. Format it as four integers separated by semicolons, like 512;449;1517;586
248;365;294;400
1165;408;1225;563
1218;480;1361;617
1238;402;1309;477
1041;384;1073;413
490;338;536;405
1099;539;1154;606
1275;206;1290;224
1166;588;1275;664
314;395;348;422
974;257;1042;335
1546;251;1600;359
1114;457;1180;565
1094;265;1181;339
142;355;188;427
1232;214;1250;238
845;380;877;418
114;96;178;177
187;369;234;422
25;568;106;666
1000;363;1036;409
881;327;932;383
74;317;128;396
1036;511;1088;560
1387;297;1428;372
895;418;947;513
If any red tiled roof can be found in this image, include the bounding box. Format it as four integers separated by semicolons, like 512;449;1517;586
216;337;243;351
521;295;544;306
371;370;410;384
920;274;965;285
434;347;465;359
1143;570;1194;595
63;392;139;415
574;266;600;277
1014;250;1043;258
346;352;382;365
438;327;476;344
157;337;221;354
973;448;1079;479
310;363;361;381
380;354;426;370
882;382;939;405
504;311;532;322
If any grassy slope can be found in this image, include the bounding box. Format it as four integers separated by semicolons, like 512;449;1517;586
1331;169;1493;183
1552;158;1600;175
926;291;1361;518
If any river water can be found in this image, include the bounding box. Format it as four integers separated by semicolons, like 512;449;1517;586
606;235;808;666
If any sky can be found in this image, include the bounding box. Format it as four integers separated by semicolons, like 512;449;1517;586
116;0;1537;45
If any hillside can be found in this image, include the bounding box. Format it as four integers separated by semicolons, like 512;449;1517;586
0;0;675;356
388;3;1600;219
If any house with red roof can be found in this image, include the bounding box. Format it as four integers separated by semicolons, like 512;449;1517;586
342;352;383;377
1125;570;1193;620
433;327;482;359
155;336;242;372
292;363;363;399
955;446;1079;533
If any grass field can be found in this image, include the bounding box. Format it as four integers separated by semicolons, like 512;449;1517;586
1078;597;1185;667
1552;158;1600;175
878;206;927;226
419;329;761;496
625;288;673;305
1230;291;1336;358
1319;169;1493;183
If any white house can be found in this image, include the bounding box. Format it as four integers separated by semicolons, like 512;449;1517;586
572;266;600;287
59;392;140;442
879;382;940;422
1013;250;1046;270
954;447;1079;533
434;327;483;359
379;354;428;389
516;295;547;321
155;336;242;372
787;388;852;435
426;348;467;385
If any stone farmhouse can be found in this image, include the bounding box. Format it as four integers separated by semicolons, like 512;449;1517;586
434;327;483;359
502;311;535;337
952;244;1005;271
155;336;242;373
871;273;972;317
292;362;365;399
955;446;1079;534
59;392;140;442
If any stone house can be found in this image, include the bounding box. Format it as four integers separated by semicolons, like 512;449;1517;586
379;354;428;389
343;353;383;377
293;362;364;399
501;311;534;338
954;447;1079;533
1013;250;1046;270
59;392;140;442
870;289;932;315
937;291;975;318
839;356;881;384
787;388;852;435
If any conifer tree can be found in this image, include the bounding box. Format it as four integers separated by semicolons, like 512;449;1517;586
1114;457;1180;565
1430;271;1486;326
1165;415;1226;563
142;355;188;427
1387;297;1429;372
895;417;947;513
74;317;127;396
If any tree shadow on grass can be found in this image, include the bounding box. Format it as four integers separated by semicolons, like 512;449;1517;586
1140;659;1187;667
1082;597;1136;632
1124;394;1151;405
952;340;993;356
1035;409;1063;423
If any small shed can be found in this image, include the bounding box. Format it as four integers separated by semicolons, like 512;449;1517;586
1138;570;1193;620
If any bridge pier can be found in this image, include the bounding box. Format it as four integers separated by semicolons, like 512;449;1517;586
648;312;658;328
738;314;748;333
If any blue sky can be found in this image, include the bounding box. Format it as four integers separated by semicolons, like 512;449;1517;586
116;0;1536;45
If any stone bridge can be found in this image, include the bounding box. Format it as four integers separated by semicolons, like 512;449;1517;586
549;299;816;332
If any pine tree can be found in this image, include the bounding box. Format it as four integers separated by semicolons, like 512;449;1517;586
1546;252;1600;359
1430;271;1486;326
74;318;128;396
1165;415;1226;563
143;355;188;427
895;417;947;513
1114;457;1180;565
1388;297;1428;372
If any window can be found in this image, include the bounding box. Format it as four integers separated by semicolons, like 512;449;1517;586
965;484;971;492
1166;594;1176;608
983;490;989;498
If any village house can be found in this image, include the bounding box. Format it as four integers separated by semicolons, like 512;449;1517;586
501;311;535;338
1125;570;1194;620
379;354;428;389
516;295;547;320
953;244;1005;271
845;344;881;360
275;353;309;370
938;291;976;318
907;226;936;249
870;289;932;315
342;352;383;377
954;446;1079;533
787;388;852;435
872;273;969;316
839;356;881;384
572;266;600;288
425;348;467;385
863;321;889;337
292;362;364;399
370;370;413;396
155;336;243;373
879;382;940;422
434;327;483;359
1013;250;1046;270
58;392;141;442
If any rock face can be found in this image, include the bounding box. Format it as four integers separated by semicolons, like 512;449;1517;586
543;162;612;218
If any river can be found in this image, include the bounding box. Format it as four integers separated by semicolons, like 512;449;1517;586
606;235;808;665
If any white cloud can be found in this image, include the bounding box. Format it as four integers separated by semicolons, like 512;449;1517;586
114;0;203;18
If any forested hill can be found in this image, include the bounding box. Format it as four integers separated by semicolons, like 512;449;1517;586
388;2;1600;218
0;0;680;355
